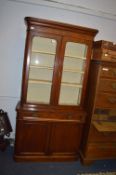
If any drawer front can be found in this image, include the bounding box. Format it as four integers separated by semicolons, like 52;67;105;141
95;93;116;108
101;41;116;51
86;143;116;159
18;111;85;123
100;66;116;79
93;48;116;62
89;125;116;142
102;49;116;62
98;79;116;93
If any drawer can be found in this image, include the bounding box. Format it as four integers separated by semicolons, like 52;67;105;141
92;48;116;62
101;49;116;62
88;125;116;142
100;66;116;79
18;111;85;123
92;40;116;61
86;143;116;159
98;79;116;93
95;93;116;108
94;40;116;51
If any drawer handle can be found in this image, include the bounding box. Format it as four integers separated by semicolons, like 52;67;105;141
104;53;108;57
102;67;109;71
112;83;116;89
108;97;116;104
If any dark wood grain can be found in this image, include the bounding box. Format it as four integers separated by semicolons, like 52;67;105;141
14;17;98;162
80;40;116;165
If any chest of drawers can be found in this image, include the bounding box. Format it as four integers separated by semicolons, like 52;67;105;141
80;40;116;165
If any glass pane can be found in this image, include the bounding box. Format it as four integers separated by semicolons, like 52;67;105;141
27;37;57;104
59;42;87;105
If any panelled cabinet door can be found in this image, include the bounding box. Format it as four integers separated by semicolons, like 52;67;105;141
50;122;83;155
15;119;50;156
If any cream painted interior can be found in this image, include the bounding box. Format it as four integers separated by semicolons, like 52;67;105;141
27;36;87;105
59;42;87;105
27;37;56;103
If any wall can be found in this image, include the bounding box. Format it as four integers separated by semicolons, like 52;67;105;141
0;0;116;138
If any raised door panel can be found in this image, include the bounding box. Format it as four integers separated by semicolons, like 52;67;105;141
15;119;50;155
50;122;83;155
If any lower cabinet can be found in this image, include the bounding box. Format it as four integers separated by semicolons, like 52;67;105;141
14;110;84;161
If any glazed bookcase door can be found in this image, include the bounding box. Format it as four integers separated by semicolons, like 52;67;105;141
26;35;89;107
27;36;58;104
59;40;88;106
